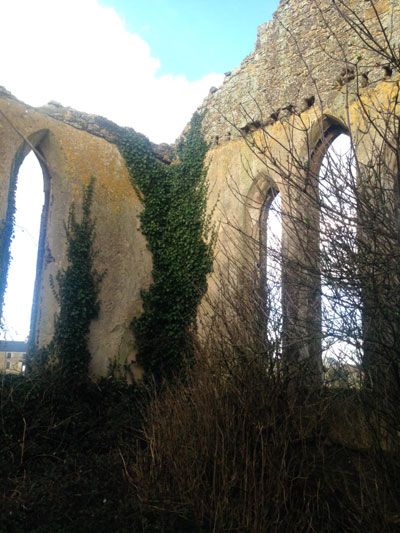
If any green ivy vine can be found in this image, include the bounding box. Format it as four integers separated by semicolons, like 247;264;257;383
31;178;103;384
0;154;21;327
0;198;15;328
119;112;214;383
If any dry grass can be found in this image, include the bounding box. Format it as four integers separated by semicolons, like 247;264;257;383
131;255;400;532
132;352;399;532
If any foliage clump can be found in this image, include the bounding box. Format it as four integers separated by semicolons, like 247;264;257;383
0;156;19;328
29;178;102;384
119;112;214;383
0;372;148;532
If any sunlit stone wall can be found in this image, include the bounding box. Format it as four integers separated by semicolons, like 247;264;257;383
0;0;399;378
198;0;400;374
0;88;152;377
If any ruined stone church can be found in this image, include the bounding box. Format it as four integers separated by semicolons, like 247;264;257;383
0;0;398;377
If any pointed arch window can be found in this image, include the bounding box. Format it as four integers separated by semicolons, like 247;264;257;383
264;190;282;345
318;132;362;368
0;150;45;342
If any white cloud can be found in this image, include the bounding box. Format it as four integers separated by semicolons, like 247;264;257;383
0;0;223;143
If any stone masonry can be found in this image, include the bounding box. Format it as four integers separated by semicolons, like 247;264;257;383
0;0;399;377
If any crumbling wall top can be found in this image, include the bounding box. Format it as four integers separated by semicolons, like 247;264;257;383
200;0;400;145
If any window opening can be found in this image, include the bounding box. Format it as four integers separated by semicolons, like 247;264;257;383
265;191;282;346
319;133;362;381
0;151;45;341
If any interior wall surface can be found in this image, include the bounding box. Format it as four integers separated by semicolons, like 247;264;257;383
198;0;400;371
201;0;400;221
1;0;399;378
0;89;152;377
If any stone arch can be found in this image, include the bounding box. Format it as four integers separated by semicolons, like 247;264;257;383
309;115;348;152
255;177;280;283
303;118;356;371
248;116;353;378
259;185;281;269
0;93;153;377
243;169;283;299
316;128;360;365
244;169;281;240
0;129;51;344
309;116;350;180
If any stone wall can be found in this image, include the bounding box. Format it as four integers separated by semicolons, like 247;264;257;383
201;0;399;144
0;0;399;378
0;88;152;377
198;0;400;376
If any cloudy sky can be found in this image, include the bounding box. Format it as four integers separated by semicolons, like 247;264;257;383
0;0;280;341
0;0;280;144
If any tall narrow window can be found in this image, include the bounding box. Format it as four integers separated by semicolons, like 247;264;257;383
0;151;45;341
265;191;282;345
319;133;362;371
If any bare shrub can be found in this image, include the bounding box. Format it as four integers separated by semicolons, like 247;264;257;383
132;259;399;531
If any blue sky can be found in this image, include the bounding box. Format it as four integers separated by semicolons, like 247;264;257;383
0;0;280;143
99;0;280;80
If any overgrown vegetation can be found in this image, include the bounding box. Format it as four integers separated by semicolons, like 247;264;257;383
1;342;398;531
0;150;20;328
119;112;214;383
28;178;103;385
1;1;400;531
0;372;147;532
134;357;400;531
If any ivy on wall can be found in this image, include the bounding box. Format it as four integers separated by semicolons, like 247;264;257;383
0;153;21;327
32;178;103;384
119;112;214;383
0;196;15;326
